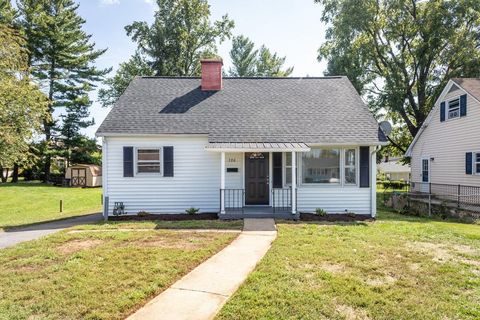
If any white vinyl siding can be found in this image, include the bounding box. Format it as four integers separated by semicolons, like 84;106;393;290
225;152;243;189
411;88;480;186
105;136;220;215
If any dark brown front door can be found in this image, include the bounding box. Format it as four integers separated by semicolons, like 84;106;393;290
245;153;269;205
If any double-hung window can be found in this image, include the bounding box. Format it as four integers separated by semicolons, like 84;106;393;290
447;98;460;120
344;148;357;185
137;148;161;173
285;153;292;185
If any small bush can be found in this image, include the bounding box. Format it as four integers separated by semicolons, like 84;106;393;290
185;207;200;215
137;211;150;217
315;208;327;216
345;210;356;218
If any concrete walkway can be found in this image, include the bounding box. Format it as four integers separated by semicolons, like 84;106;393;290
127;218;277;320
0;213;102;249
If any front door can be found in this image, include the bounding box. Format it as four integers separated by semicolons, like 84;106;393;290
245;152;269;205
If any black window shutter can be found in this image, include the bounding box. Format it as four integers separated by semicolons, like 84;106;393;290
460;94;467;117
359;146;370;188
466;152;473;175
123;147;134;177
163;146;174;177
272;152;282;188
440;102;446;122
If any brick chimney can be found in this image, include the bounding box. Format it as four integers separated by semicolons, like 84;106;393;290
201;58;223;91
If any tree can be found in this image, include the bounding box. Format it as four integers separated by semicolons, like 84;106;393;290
316;0;480;154
228;35;293;77
126;0;234;76
98;52;154;108
0;23;48;182
17;0;108;181
228;35;258;76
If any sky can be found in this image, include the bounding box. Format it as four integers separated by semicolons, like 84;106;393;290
76;0;328;138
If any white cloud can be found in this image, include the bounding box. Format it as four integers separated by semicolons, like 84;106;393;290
100;0;120;5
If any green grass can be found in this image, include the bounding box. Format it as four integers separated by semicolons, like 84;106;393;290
217;206;480;319
0;181;102;228
0;221;239;319
73;219;244;230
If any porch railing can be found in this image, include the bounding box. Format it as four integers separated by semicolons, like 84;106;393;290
220;189;244;212
272;188;295;213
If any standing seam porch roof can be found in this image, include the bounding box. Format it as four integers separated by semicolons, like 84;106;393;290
96;76;386;145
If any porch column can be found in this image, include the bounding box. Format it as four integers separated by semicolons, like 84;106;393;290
291;151;297;214
220;151;226;214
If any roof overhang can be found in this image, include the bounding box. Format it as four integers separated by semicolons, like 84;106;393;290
204;142;311;152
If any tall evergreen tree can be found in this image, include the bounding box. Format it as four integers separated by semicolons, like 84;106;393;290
17;0;108;181
229;35;293;77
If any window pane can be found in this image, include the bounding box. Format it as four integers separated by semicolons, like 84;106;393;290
345;167;356;184
345;149;356;166
285;153;292;166
476;153;480;162
286;168;292;185
302;148;340;183
476;163;480;174
138;149;160;161
138;163;161;173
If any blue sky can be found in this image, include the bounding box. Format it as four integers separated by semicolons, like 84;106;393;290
77;0;328;137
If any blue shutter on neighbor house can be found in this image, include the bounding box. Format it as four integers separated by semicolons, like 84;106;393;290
466;152;473;175
460;94;467;117
440;102;446;122
163;146;174;177
359;146;370;188
123;147;134;177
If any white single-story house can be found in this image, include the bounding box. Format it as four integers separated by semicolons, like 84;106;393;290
378;157;411;182
96;58;387;219
406;78;480;190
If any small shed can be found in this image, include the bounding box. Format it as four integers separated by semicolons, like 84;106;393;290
65;164;102;187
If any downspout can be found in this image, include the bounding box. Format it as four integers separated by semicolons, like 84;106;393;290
102;137;108;221
370;145;382;218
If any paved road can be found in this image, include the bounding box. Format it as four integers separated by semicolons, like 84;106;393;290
0;213;103;249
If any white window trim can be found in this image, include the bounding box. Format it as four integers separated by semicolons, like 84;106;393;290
283;152;292;187
343;147;359;186
444;95;464;121
298;147;359;187
135;147;162;175
475;152;480;175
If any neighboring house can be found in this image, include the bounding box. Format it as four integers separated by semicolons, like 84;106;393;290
378;157;411;182
96;58;387;219
65;164;102;187
406;78;480;188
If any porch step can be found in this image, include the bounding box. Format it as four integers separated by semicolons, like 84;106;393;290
219;212;299;220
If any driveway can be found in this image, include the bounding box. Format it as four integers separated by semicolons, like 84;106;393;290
0;213;102;249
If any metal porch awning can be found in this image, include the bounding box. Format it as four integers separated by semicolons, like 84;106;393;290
204;142;311;152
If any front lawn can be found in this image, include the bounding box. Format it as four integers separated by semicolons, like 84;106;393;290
0;221;240;319
218;207;480;319
0;181;102;228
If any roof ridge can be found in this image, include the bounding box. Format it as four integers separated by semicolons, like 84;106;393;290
138;76;345;80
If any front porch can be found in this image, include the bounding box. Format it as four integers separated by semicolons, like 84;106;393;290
205;142;309;219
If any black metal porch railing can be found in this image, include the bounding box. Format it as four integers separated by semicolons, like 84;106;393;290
272;188;294;213
220;189;244;212
410;182;480;212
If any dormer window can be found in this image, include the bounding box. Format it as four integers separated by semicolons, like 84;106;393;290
447;98;460;119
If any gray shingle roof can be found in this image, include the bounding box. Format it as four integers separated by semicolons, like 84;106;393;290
96;76;385;144
452;78;480;102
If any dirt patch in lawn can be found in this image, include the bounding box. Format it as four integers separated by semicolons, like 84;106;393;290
320;262;345;274
365;275;397;286
127;238;204;250
57;239;103;254
110;213;218;221
407;242;454;263
335;304;371;320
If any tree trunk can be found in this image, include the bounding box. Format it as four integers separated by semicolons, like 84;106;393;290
0;166;8;183
11;163;19;183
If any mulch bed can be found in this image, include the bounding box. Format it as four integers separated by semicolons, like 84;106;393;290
300;213;373;222
109;213;218;221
